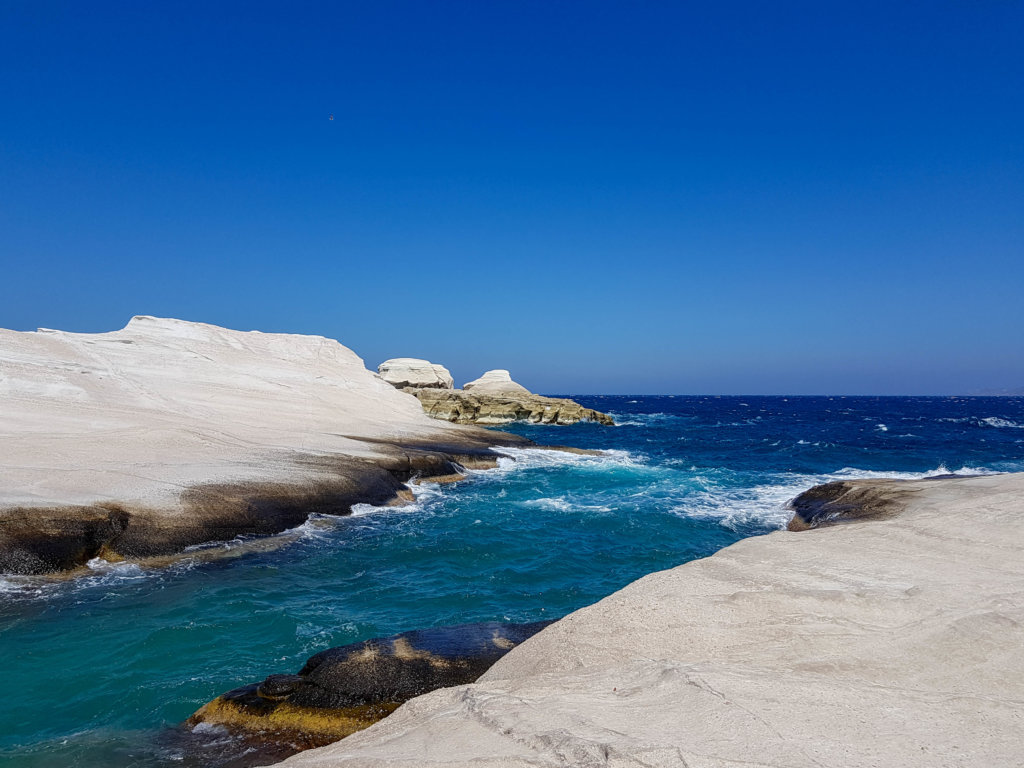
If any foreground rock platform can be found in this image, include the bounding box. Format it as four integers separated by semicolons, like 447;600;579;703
278;472;1024;768
185;621;553;765
0;317;532;574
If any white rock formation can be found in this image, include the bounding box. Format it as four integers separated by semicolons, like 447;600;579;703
377;358;454;390
0;317;457;509
280;472;1024;768
462;369;530;394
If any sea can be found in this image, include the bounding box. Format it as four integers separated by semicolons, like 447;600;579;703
2;395;1024;767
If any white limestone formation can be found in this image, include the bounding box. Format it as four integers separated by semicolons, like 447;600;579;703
462;369;530;394
377;358;454;390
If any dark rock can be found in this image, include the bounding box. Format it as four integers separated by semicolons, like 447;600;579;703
787;479;915;531
0;433;535;575
186;620;554;764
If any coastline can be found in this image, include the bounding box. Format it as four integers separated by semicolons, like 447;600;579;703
277;472;1024;767
0;317;537;574
5;320;1023;767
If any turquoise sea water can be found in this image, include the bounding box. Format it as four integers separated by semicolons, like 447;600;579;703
2;396;1024;766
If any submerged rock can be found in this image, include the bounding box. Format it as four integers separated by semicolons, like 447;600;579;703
186;620;552;763
377;358;454;390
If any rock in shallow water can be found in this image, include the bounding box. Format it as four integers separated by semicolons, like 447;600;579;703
185;620;553;763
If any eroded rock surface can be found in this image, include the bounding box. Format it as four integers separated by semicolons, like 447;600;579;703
279;473;1024;768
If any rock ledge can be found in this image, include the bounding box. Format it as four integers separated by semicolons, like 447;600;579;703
410;388;614;426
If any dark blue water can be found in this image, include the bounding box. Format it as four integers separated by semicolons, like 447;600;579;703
2;396;1023;766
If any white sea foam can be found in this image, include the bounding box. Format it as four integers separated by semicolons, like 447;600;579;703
937;415;1023;429
85;557;145;576
519;496;614;514
190;721;230;736
0;575;39;597
478;446;644;477
608;412;689;427
982;416;1022;429
669;464;1006;531
481;448;1011;533
347;478;446;519
520;497;574;512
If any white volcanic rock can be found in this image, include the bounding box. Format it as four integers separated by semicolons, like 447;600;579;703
377;358;454;389
0;317;523;572
0;316;439;509
462;369;530;394
281;472;1024;768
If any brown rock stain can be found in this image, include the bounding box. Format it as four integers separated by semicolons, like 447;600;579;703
188;696;400;747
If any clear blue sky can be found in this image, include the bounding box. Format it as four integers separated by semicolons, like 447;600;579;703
1;1;1021;394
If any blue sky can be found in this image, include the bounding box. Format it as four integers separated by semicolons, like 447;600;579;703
1;1;1021;394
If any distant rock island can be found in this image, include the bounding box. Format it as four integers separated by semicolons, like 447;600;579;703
377;359;614;426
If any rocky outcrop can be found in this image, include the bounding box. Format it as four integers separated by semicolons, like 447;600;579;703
375;362;614;426
0;318;532;574
377;358;454;390
184;620;552;765
462;369;529;394
279;472;1024;768
411;388;615;426
786;478;913;530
